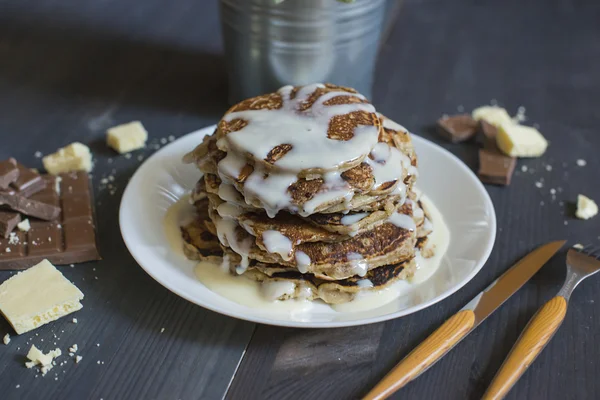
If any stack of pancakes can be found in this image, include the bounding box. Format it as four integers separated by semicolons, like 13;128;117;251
182;83;434;304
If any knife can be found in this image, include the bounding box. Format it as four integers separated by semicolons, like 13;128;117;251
363;240;566;400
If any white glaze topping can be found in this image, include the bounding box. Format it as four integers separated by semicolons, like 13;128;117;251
262;230;293;261
388;213;416;231
340;212;369;226
240;167;298;218
300;171;354;216
356;279;374;289
213;85;419;218
221;84;378;172
365;143;412;191
213;211;253;274
218;182;242;204
295;251;311;274
261;281;297;301
347;252;368;277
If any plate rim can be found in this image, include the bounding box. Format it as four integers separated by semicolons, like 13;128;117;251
119;125;496;328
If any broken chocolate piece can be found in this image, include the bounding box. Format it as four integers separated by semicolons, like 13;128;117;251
0;160;19;190
0;211;21;239
478;148;516;186
8;159;46;197
0;172;100;269
477;120;500;150
437;114;478;143
0;191;61;221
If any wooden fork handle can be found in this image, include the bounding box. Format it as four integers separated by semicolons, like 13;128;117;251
483;296;568;400
363;310;475;400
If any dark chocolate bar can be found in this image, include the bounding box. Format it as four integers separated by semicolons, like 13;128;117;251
0;160;19;190
0;191;61;221
8;158;46;197
0;211;21;239
0;172;101;269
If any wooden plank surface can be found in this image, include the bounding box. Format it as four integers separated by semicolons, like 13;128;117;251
0;0;599;399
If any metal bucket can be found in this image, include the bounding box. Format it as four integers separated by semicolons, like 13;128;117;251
219;0;386;103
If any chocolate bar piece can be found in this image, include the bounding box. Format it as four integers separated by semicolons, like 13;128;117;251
8;159;46;197
478;148;516;186
0;211;21;239
0;191;61;221
437;114;478;143
477;120;500;150
0;160;19;190
0;172;101;269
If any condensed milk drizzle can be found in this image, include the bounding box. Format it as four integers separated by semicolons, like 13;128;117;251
341;212;369;226
215;84;417;218
365;143;411;193
222;84;378;171
295;251;311;274
262;230;293;261
388;213;417;231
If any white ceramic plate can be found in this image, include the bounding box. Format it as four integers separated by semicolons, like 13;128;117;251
120;126;496;328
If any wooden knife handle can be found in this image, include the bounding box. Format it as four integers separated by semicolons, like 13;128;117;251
363;310;475;400
482;296;568;400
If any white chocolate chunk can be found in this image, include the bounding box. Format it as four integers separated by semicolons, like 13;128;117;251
576;195;598;220
106;121;148;153
3;333;9;344
25;345;61;375
42;142;93;174
496;124;548;157
17;219;31;232
0;260;84;334
472;106;513;128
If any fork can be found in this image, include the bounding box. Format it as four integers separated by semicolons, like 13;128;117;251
483;245;600;399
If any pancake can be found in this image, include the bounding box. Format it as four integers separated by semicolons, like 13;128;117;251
183;196;418;281
242;258;417;304
193;141;410;217
216;219;417;281
180;83;433;305
215;83;381;176
305;199;409;235
184;88;417;217
203;176;413;236
181;198;222;263
181;202;433;304
201;168;408;216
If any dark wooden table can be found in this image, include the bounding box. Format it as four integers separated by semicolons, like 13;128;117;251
1;0;599;399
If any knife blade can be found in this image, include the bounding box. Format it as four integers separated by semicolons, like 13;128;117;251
363;240;566;400
465;240;566;326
